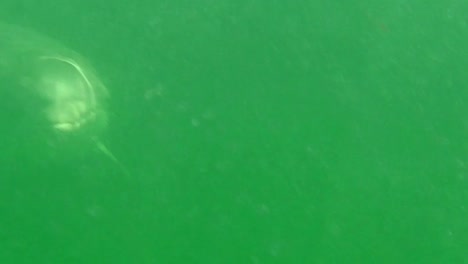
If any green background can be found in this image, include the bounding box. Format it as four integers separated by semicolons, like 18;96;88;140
0;1;466;263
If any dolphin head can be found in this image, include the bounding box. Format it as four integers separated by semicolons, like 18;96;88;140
33;55;108;137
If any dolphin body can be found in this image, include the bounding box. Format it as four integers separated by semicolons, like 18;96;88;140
0;23;122;171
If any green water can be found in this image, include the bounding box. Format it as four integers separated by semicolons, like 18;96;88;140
0;1;466;263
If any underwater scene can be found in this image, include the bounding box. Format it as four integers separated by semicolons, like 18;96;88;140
0;1;466;263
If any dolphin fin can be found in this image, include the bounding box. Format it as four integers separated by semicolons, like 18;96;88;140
92;137;130;177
